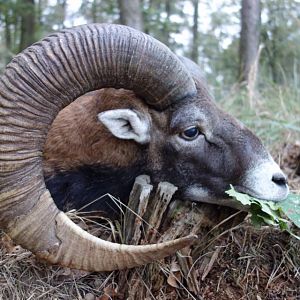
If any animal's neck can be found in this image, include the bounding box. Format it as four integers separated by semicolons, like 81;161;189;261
45;162;145;217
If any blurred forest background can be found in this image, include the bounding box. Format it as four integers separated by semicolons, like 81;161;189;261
0;0;299;149
1;0;300;86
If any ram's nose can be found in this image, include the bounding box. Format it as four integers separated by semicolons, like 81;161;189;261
269;170;289;201
272;172;287;186
241;159;289;202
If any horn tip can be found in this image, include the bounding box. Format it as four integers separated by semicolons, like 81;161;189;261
184;234;198;244
175;234;198;248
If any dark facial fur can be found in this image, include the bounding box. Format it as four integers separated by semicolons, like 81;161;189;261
45;163;144;217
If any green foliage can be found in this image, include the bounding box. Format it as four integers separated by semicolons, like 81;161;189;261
216;81;300;152
226;186;300;239
260;0;300;84
280;193;300;228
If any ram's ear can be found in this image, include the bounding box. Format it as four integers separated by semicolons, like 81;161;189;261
98;109;151;144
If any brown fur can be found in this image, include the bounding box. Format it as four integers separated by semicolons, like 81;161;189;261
43;89;151;175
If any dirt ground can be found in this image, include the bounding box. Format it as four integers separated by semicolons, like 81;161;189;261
0;142;299;300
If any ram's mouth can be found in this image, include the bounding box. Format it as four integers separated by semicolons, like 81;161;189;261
233;184;289;202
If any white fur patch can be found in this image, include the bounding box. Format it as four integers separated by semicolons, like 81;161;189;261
185;185;246;210
98;109;151;144
185;185;210;200
237;156;289;201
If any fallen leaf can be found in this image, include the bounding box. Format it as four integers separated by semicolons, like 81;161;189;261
167;272;181;288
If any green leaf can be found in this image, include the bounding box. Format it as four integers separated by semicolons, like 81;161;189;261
258;201;281;222
278;193;300;228
225;185;252;205
278;219;289;231
251;214;266;227
226;186;300;239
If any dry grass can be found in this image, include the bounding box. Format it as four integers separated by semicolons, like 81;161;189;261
0;208;299;299
0;230;113;300
197;225;300;299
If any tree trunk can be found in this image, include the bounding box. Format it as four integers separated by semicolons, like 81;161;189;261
191;0;199;63
4;13;11;51
19;0;35;52
3;5;13;64
118;0;144;31
160;0;172;47
239;0;261;83
37;0;42;26
269;25;281;83
91;0;98;23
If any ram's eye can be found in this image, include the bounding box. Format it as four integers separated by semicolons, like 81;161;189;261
181;126;200;140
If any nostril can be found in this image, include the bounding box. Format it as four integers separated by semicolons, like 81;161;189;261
272;173;287;186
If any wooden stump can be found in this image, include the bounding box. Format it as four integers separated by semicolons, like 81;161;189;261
117;175;246;299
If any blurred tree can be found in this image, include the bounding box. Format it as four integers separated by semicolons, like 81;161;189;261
33;0;53;37
199;2;240;87
79;0;119;24
143;0;188;51
118;0;143;30
191;0;199;63
239;0;261;83
0;0;19;62
55;0;66;30
43;0;68;32
19;0;36;51
260;0;300;84
0;1;12;57
159;0;171;46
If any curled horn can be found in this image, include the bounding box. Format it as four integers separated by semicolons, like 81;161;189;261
0;24;197;271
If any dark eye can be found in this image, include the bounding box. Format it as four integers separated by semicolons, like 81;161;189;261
181;126;200;140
